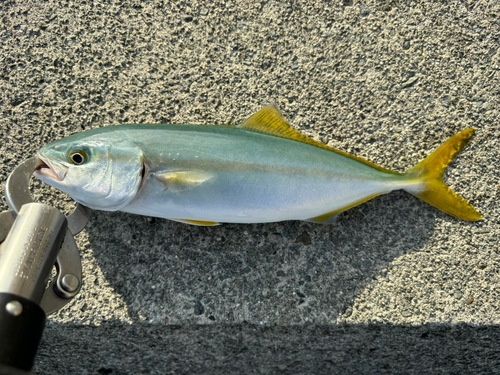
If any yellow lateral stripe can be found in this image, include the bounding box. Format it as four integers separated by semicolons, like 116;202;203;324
310;193;384;222
239;106;399;175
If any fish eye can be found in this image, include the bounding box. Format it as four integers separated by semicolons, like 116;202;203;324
68;149;88;165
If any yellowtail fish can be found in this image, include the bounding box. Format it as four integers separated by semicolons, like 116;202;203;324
34;106;482;225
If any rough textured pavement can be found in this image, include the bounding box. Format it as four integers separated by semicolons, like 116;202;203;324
1;0;500;373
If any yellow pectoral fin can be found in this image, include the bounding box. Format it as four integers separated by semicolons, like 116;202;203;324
239;106;399;174
153;170;213;193
172;219;221;226
308;193;384;223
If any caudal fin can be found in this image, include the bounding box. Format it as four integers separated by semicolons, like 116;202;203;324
405;129;482;221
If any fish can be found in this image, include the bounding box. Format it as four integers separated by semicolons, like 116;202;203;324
34;106;482;225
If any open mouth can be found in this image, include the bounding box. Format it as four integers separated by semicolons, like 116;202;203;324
34;157;67;182
35;158;49;172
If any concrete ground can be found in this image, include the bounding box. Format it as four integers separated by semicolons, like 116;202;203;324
1;0;499;373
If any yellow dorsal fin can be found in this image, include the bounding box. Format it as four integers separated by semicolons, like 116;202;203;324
239;106;399;175
239;105;303;139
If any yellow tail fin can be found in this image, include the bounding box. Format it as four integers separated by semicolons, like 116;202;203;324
405;129;482;221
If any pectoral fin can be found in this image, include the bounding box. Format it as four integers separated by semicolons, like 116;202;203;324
153;170;213;192
172;219;221;226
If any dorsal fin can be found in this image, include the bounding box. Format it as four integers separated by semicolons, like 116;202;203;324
238;106;399;175
239;105;306;140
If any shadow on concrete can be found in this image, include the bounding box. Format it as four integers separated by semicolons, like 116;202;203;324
32;193;496;374
83;191;438;325
35;321;500;374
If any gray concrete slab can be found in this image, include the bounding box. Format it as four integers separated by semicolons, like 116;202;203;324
1;0;499;373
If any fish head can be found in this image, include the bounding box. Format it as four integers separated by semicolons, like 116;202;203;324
34;133;145;211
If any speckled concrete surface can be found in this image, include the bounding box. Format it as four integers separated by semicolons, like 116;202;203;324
1;0;499;373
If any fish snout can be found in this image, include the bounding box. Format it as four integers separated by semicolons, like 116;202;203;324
34;156;68;182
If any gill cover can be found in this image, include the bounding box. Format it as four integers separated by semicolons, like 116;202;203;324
36;138;144;211
79;141;145;210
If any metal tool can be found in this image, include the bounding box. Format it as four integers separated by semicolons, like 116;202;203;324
4;157;91;236
0;157;91;372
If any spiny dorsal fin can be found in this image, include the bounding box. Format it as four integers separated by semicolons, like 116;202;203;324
239;106;399;175
153;170;213;192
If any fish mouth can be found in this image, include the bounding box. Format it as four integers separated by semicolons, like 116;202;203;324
34;157;68;182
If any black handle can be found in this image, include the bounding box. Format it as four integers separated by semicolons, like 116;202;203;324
0;364;35;375
0;293;46;371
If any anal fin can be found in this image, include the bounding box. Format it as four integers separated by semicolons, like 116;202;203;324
172;219;221;226
305;213;340;224
306;193;384;223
